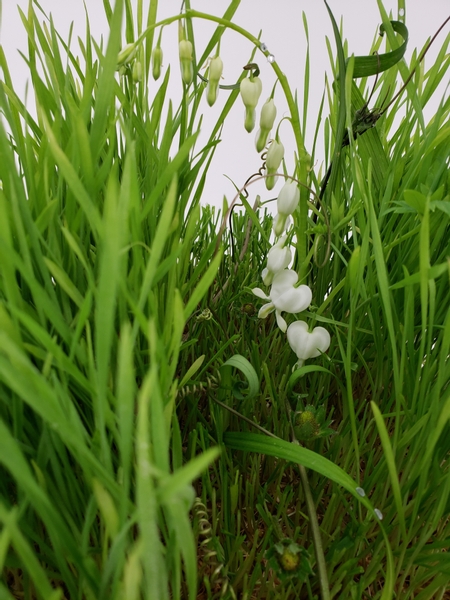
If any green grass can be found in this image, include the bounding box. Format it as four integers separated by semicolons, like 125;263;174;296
0;0;449;599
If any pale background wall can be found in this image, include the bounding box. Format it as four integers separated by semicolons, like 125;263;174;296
2;1;448;210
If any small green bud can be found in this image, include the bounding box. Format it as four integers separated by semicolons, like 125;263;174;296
117;43;137;67
266;140;284;170
132;61;142;83
260;98;277;130
265;140;285;190
240;77;262;133
256;98;277;151
179;39;194;85
152;46;163;80
206;56;223;106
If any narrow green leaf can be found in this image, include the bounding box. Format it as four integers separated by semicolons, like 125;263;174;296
349;21;408;78
224;432;377;512
221;355;259;400
371;402;407;538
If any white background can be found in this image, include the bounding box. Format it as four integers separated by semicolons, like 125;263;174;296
2;1;449;210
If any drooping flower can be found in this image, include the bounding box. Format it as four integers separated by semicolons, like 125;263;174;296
265;140;285;190
286;320;331;369
207;56;223;106
273;181;300;236
252;269;312;332
255;98;277;152
240;76;262;132
261;236;292;286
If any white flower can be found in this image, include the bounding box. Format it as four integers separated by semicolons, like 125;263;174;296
273;181;300;236
262;237;292;285
287;320;331;368
252;270;312;332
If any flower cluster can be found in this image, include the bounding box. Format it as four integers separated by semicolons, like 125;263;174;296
116;42;143;82
252;178;331;369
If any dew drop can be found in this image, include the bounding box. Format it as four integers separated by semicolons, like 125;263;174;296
267;54;275;64
260;42;268;52
375;508;383;520
356;486;366;497
399;8;405;16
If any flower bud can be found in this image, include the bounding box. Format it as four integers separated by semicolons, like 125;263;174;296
272;181;299;236
206;56;223;106
152;46;163;80
255;98;277;152
117;43;137;67
277;181;300;216
266;140;284;170
132;61;142;83
265;140;284;190
240;77;262;133
272;214;292;237
262;236;292;286
179;39;194;85
260;98;277;130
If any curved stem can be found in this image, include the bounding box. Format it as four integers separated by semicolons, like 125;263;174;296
135;10;309;274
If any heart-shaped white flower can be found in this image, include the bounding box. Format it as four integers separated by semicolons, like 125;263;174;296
252;269;312;332
287;320;330;368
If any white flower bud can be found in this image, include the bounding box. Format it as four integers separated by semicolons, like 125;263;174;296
277;181;300;216
240;77;262;133
262;237;292;285
240;77;262;109
266;140;285;170
265;140;284;190
260;98;277;130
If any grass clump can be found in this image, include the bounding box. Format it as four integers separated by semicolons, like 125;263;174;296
0;1;449;599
